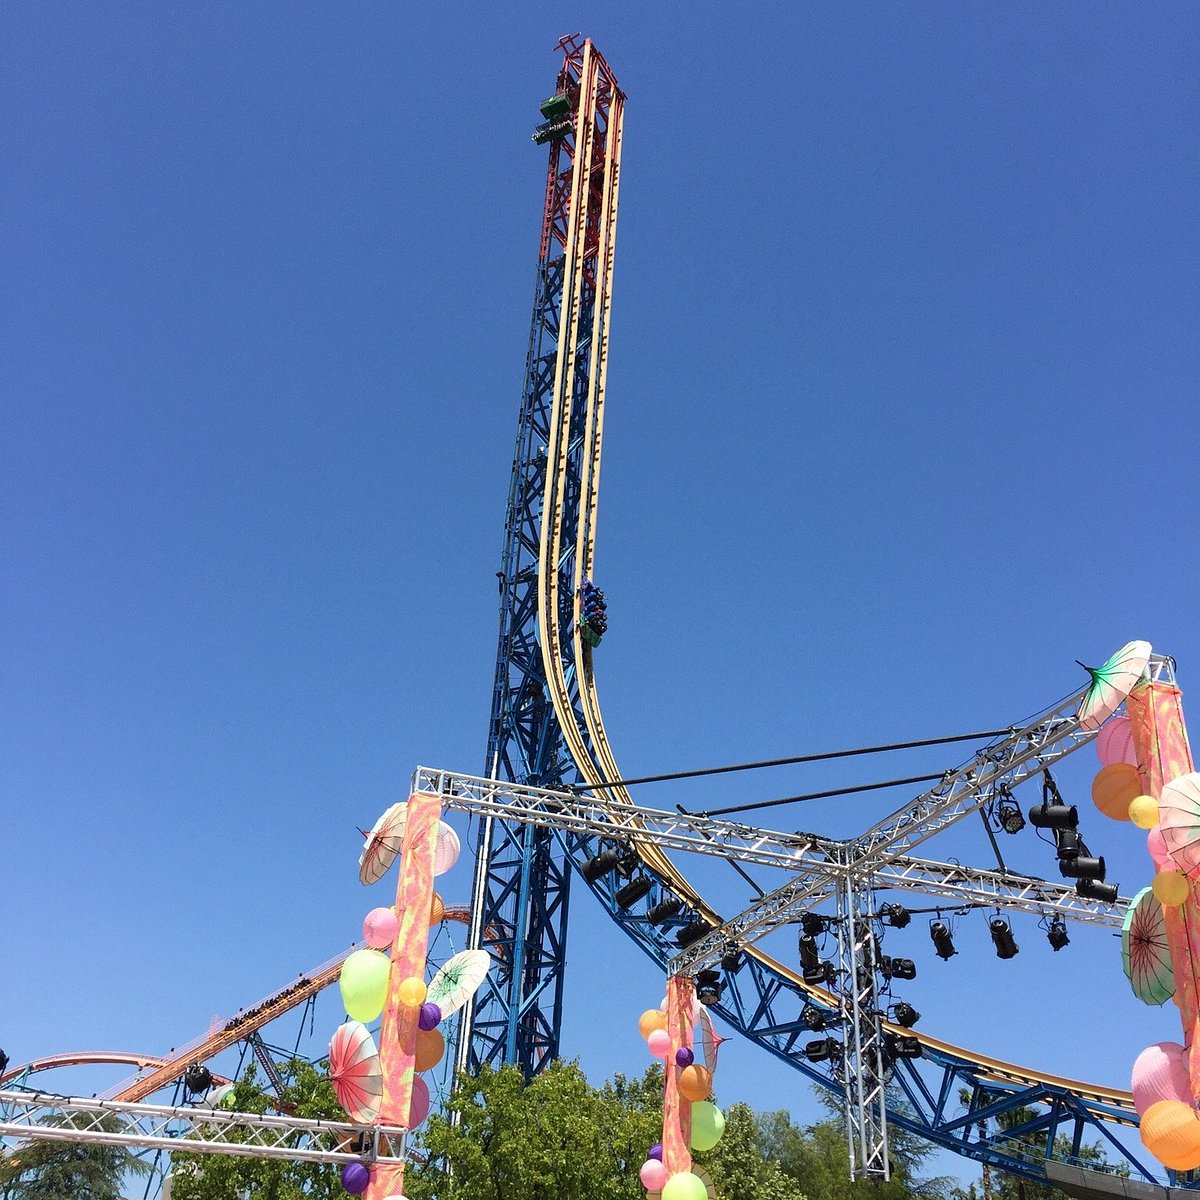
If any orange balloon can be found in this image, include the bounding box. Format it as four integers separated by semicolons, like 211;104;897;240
429;893;446;925
414;1028;445;1073
1092;763;1142;821
1141;1100;1200;1168
639;1009;668;1039
678;1064;712;1102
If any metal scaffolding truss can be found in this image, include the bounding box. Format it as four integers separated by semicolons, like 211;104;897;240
0;1090;406;1168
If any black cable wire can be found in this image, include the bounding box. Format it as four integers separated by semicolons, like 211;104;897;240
691;771;950;819
571;728;1010;792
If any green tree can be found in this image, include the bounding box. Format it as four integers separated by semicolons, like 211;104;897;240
696;1102;807;1200
170;1060;344;1200
0;1112;151;1200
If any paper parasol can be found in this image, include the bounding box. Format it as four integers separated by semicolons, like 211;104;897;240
697;1006;725;1078
328;1020;382;1122
1159;774;1200;879
359;803;461;885
426;949;491;1018
1122;887;1175;1006
1077;640;1152;732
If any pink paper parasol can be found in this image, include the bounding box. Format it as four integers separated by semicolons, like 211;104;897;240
359;803;461;885
1077;640;1152;732
1159;774;1200;879
328;1020;382;1123
1121;887;1175;1007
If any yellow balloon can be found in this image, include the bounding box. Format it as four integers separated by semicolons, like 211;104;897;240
397;976;427;1007
1129;795;1160;830
1153;870;1190;908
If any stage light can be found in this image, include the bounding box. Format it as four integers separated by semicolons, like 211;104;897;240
646;896;683;925
0;1048;8;1076
1058;855;1106;882
885;1033;923;1059
803;961;836;986
184;1063;213;1095
798;935;821;973
1028;803;1078;830
997;793;1025;834
720;944;744;974
582;847;621;882
802;912;831;936
805;1037;841;1063
892;1002;920;1028
989;917;1019;960
801;1003;827;1031
614;875;653;910
880;903;911;929
1076;878;1119;903
929;921;957;960
881;956;917;981
1054;829;1082;859
675;919;710;948
1046;916;1070;951
695;969;722;1006
617;847;640;877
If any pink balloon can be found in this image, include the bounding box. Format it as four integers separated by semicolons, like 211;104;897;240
1097;716;1138;768
408;1075;431;1127
647;1029;672;1059
1133;1042;1191;1116
1149;826;1177;871
640;1159;670;1190
363;907;399;949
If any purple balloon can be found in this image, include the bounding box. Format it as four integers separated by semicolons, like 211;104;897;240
675;1046;695;1068
648;1143;663;1161
341;1161;370;1194
419;1002;443;1031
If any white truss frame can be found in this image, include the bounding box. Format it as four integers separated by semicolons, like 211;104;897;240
0;1090;407;1167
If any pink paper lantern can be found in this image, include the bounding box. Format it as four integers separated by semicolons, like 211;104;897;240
1133;1042;1191;1116
647;1029;672;1059
1097;716;1138;768
640;1158;670;1190
408;1075;431;1128
363;907;399;949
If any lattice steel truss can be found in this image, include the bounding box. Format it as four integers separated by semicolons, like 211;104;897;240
0;1090;406;1168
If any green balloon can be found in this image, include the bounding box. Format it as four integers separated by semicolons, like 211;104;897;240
689;1101;726;1152
662;1171;707;1200
339;949;390;1023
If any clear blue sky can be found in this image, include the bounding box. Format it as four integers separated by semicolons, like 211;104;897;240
4;1;1198;1181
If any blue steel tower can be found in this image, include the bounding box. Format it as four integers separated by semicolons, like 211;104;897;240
457;34;625;1077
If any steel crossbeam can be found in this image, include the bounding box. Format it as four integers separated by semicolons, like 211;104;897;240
0;1090;406;1167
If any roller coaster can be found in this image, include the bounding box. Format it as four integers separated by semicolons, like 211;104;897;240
1;32;1187;1197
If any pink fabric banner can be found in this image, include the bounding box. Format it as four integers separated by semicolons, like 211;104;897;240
1126;684;1200;1100
662;974;695;1175
365;790;443;1200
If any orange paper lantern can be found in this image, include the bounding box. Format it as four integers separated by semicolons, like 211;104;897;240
639;1009;668;1039
678;1064;712;1102
429;893;446;925
1092;763;1141;821
414;1027;445;1072
1141;1100;1200;1169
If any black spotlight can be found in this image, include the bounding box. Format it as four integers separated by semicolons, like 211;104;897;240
881;956;917;981
997;793;1025;835
0;1048;8;1076
720;944;744;974
801;912;831;936
617;847;640;878
805;1037;841;1063
1054;828;1082;859
990;917;1019;960
1046;916;1070;951
929;921;957;960
801;1003;827;1031
798;935;821;973
1029;803;1078;830
885;1033;923;1059
1058;855;1106;882
582;847;621;882
615;874;653;910
892;1002;921;1028
803;961;836;986
880;903;911;929
674;919;710;948
695;968;722;1006
184;1063;213;1095
1077;878;1120;903
646;896;683;925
